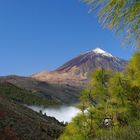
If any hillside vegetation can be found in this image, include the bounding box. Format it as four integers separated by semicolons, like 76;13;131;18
0;82;64;140
0;81;59;106
0;96;64;140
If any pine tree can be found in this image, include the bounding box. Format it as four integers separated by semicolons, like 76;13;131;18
83;0;140;47
126;52;140;118
60;68;140;140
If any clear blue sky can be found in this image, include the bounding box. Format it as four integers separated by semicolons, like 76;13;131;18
0;0;135;76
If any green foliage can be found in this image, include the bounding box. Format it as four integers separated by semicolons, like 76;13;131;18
0;82;57;106
60;119;140;140
126;52;140;118
127;52;140;86
60;53;140;140
83;0;140;47
89;69;113;103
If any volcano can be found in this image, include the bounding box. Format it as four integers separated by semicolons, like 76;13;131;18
32;48;127;86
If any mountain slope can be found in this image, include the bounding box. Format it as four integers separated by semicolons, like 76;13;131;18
0;83;64;140
0;76;81;104
32;48;127;86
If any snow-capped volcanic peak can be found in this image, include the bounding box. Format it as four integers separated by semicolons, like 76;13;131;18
91;48;113;57
32;47;128;86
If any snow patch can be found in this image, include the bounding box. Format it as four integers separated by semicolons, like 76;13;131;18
91;48;113;57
